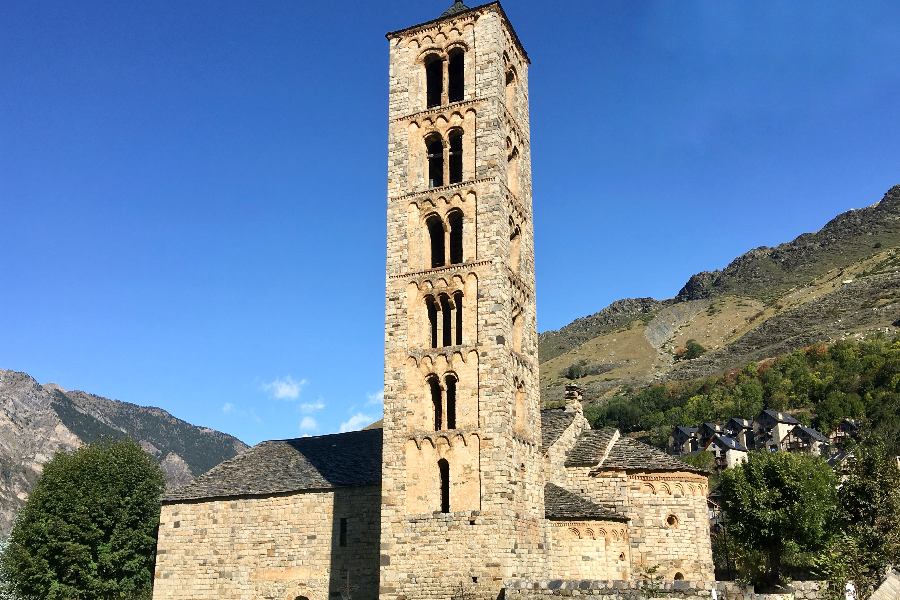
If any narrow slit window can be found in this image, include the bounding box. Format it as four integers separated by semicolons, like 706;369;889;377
339;518;347;547
505;68;516;113
425;56;443;108
448;50;464;103
426;136;444;188
445;375;457;430
448;132;463;185
440;294;452;347
426;296;438;348
509;220;521;271
448;210;463;264
438;459;450;513
454;291;464;345
430;376;442;431
426;215;445;268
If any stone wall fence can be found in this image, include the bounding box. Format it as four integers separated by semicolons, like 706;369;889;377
504;579;826;600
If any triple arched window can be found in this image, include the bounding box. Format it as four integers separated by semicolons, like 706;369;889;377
425;210;464;268
425;48;465;109
424;291;464;347
426;131;464;189
427;373;458;431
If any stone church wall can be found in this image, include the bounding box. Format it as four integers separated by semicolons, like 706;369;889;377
624;474;713;581
547;521;631;580
152;486;381;600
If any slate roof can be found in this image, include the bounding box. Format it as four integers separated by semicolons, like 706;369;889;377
709;435;747;452
440;1;470;18
164;429;383;503
760;409;800;425
544;483;628;522
794;425;827;442
565;429;618;466
673;426;698;437
566;429;706;473
727;417;752;429
540;408;577;453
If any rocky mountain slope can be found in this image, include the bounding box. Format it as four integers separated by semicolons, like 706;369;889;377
539;185;900;405
0;370;247;535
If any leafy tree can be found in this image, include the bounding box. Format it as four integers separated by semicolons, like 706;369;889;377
815;435;900;599
718;451;839;590
683;339;707;360
680;450;715;471
0;438;165;600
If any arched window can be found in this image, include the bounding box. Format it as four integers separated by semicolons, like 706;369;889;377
425;295;438;348
438;458;450;513
512;308;523;354
448;131;463;185
426;135;444;189
514;380;525;432
507;144;520;198
429;376;442;431
505;67;517;113
426;214;445;268
440;294;452;347
425;55;443;109
453;291;464;345
448;210;463;264
445;374;457;430
448;49;464;103
509;218;521;271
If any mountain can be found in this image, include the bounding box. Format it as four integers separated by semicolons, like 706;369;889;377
539;185;900;405
0;369;247;535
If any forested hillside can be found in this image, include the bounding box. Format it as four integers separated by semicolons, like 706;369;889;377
587;336;900;454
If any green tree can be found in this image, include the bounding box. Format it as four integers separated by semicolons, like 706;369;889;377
816;436;900;598
1;438;165;600
718;451;839;590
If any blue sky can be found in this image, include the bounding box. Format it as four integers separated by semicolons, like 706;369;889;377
1;0;898;446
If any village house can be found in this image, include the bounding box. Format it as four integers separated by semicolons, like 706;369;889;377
703;435;748;470
752;410;800;452
784;425;829;456
724;418;753;449
150;3;715;599
669;426;698;456
828;417;860;446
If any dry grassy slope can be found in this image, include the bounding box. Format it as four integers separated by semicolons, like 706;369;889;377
539;185;900;406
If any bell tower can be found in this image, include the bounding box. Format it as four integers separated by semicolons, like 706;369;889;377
380;2;543;598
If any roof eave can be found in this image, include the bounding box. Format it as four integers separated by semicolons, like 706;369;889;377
385;1;530;65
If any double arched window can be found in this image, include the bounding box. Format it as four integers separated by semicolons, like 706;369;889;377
425;210;464;268
426;131;464;189
424;292;464;348
424;48;465;109
427;373;458;431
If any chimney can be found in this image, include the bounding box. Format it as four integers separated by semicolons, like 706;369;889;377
564;384;583;414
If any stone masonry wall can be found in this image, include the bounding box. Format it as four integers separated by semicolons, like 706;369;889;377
152;486;381;600
547;521;631;581
505;579;827;600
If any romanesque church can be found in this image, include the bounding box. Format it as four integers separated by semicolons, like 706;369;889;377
152;3;715;599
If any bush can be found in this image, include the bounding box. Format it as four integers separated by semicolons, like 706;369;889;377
0;438;165;600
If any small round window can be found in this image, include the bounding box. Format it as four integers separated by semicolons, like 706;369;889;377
666;514;679;528
618;552;626;561
674;572;684;581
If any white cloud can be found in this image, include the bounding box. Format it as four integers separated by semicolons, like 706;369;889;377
301;400;326;413
366;389;384;407
222;402;235;413
340;413;376;433
262;376;306;400
299;417;318;431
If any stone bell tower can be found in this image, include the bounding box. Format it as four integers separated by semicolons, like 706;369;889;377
380;2;543;598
